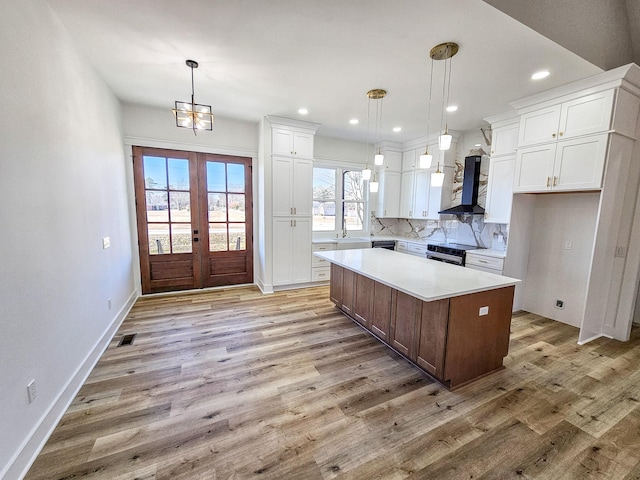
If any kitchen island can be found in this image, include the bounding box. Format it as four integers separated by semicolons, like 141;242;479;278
315;248;520;389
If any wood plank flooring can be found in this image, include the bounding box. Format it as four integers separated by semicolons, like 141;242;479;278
24;286;640;480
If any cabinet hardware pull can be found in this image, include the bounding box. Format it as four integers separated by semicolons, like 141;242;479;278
553;176;558;186
552;133;556;138
546;177;550;187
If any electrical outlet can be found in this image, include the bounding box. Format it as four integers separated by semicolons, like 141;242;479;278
27;379;37;404
555;299;564;309
107;298;112;310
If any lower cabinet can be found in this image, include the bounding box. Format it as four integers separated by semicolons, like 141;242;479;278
329;264;514;389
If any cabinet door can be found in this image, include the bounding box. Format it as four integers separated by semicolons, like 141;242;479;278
341;269;356;316
272;129;294;156
513;144;556;193
293;131;314;158
375;170;401;218
371;282;393;341
416;298;449;378
412;170;430;218
485;154;515;223
272;157;293;216
292;158;313;216
518;105;561;147
353;274;374;328
330;264;343;306
291;217;312;283
491;124;519;156
553;134;608;191
272;218;294;285
399;170;415;218
402;149;417;171
391;291;419;360
559;90;614;140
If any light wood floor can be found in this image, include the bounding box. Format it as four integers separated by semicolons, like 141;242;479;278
25;286;640;480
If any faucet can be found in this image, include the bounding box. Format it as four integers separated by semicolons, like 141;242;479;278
342;217;348;238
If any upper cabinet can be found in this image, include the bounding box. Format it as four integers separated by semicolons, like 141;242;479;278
518;90;614;148
272;128;314;159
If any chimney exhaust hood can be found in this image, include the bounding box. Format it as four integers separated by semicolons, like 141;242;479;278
438;155;485;215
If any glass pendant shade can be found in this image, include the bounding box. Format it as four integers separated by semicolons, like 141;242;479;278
419;152;433;169
431;170;445;187
362;168;372;181
369;180;379;193
374;152;384;166
438;132;452;150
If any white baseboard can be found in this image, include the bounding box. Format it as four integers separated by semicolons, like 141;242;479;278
2;290;138;480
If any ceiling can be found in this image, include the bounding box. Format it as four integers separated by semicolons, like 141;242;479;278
46;0;604;144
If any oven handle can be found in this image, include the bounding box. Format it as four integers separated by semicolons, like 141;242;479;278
426;251;464;264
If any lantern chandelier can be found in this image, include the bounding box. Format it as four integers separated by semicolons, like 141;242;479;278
172;59;214;135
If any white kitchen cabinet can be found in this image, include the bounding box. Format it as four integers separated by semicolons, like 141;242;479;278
484;154;515;223
273;217;312;285
374;170;401;218
518;90;614;147
272;128;314;159
513;133;608;193
490;123;519;157
272;156;313;216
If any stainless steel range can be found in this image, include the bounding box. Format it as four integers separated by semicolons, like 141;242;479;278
426;243;478;266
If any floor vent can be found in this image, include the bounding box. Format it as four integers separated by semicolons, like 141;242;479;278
118;333;137;347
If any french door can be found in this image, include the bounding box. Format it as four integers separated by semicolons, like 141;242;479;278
132;146;253;294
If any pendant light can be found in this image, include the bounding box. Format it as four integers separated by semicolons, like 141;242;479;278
368;89;386;166
172;60;214;135
419;54;435;169
430;42;458;188
431;42;458;151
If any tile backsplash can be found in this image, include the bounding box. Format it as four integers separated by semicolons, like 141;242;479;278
371;215;508;249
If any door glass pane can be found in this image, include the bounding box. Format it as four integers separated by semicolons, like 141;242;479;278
207;162;226;192
146;191;169;223
209;223;228;252
228;223;246;250
169;191;191;223
148;223;170;255
227;163;245;193
143;156;167;189
313;201;335;231
228;193;245;221
167;158;190;190
171;223;192;253
208;193;227;222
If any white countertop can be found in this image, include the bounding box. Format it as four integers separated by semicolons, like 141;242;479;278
315;248;520;302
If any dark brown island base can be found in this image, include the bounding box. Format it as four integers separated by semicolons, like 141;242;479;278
315;248;520;390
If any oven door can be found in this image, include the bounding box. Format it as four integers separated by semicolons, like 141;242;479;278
426;251;464;265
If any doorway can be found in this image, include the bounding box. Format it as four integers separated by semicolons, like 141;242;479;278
132;146;253;294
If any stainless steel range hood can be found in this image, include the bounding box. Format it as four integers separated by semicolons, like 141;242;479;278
438;155;485;215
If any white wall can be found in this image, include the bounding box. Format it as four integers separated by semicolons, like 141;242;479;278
522;192;600;327
0;1;136;478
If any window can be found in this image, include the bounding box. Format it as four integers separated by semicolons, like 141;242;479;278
313;166;366;234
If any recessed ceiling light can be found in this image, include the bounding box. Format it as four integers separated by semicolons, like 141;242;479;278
393;127;402;132
349;118;359;125
446;105;458;112
531;70;550;80
298;108;308;115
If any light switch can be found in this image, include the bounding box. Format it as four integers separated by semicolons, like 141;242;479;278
479;306;489;316
102;237;111;249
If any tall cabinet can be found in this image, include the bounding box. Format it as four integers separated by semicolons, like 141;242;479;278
503;64;640;343
267;116;320;288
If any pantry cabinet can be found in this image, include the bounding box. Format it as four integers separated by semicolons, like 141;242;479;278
518;90;614;147
272;128;314;158
513;133;608;193
272;217;312;285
